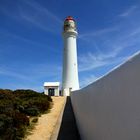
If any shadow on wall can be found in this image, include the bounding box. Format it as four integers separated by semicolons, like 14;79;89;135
57;97;81;140
71;52;140;140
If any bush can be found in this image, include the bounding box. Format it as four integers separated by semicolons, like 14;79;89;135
0;89;52;139
13;112;29;128
24;107;40;116
0;121;5;134
15;126;27;138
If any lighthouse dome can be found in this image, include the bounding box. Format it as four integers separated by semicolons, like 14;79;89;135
65;16;75;21
63;16;77;32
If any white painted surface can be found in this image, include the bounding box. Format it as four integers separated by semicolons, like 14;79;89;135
44;87;60;96
44;82;60;87
62;17;79;96
71;52;140;140
44;82;60;96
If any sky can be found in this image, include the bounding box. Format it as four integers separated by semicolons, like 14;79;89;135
0;0;140;91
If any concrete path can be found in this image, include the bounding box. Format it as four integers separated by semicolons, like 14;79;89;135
57;97;81;140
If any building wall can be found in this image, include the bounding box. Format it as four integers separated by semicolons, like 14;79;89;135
44;87;48;95
44;86;59;96
54;87;59;96
71;52;140;140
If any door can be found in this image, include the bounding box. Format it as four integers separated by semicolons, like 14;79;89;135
48;88;55;96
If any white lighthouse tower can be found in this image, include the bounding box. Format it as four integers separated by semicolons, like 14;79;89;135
62;16;79;96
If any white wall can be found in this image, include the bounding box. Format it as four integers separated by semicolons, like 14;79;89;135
44;86;59;96
71;52;140;140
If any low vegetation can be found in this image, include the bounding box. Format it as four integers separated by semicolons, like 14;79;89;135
0;89;52;140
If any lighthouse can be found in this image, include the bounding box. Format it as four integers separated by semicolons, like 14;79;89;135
62;16;79;96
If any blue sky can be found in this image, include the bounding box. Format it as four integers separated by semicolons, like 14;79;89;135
0;0;140;91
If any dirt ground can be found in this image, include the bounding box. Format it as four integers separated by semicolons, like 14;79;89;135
25;96;66;140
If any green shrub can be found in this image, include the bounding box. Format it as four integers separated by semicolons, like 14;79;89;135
15;126;27;138
0;121;5;134
13;112;29;127
24;107;40;116
0;89;52;139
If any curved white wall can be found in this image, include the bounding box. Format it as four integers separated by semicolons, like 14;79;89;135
71;52;140;140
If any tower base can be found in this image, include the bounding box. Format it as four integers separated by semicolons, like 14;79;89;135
62;88;71;96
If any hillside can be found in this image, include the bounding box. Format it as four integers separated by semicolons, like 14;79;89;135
0;89;52;140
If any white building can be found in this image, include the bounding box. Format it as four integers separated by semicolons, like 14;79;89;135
62;16;79;96
44;82;60;96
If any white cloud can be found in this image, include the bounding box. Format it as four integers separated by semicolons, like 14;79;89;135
80;75;97;88
0;63;62;91
0;0;62;33
78;6;140;87
0;63;61;91
23;0;62;24
0;63;61;82
79;53;108;72
119;5;137;17
0;68;30;80
18;0;62;33
79;27;118;39
128;27;140;37
78;16;140;72
78;41;128;72
0;30;40;45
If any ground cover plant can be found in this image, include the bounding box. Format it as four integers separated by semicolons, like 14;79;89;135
0;89;52;140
